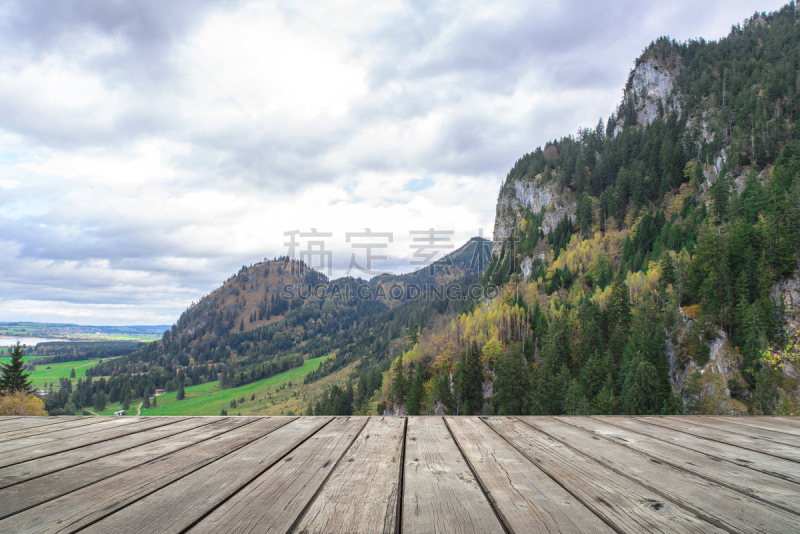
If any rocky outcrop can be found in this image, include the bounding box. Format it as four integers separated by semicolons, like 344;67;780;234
771;273;800;316
492;179;575;256
668;310;749;414
615;59;681;135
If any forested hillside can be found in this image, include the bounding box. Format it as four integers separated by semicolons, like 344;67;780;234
381;4;800;417
40;239;490;415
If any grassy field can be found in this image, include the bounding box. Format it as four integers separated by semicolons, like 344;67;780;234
91;402;140;416
0;321;166;341
0;358;100;388
142;355;335;416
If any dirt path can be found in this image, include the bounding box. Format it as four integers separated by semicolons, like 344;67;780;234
136;401;143;416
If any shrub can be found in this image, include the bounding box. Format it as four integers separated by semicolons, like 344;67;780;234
0;392;48;416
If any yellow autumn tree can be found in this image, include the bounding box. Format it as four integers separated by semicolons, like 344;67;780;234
0;391;47;416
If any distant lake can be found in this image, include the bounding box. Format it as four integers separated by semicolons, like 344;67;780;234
0;337;65;347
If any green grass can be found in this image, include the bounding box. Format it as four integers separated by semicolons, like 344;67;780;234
142;355;332;416
0;359;101;388
91;401;141;416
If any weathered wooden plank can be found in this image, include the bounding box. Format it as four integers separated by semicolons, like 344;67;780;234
701;415;800;438
399;417;505;534
0;417;254;520
641;416;800;462
186;417;365;534
560;416;800;516
80;417;331;534
0;417;173;467
294;417;404;534
750;416;800;426
447;417;613;533
596;416;800;485
0;417;212;489
0;416;88;435
527;417;800;533
487;417;723;533
0;417;281;531
0;416;109;442
674;415;800;445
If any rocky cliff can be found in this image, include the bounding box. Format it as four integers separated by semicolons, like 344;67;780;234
492;177;575;257
615;58;682;133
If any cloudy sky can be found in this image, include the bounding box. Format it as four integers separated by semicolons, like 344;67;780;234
0;0;784;326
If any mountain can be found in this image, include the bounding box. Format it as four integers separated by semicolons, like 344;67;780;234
382;4;800;416
54;239;489;416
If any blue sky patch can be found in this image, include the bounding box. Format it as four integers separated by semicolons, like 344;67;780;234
405;177;434;192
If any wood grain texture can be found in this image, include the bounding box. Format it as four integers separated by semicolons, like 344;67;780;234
0;417;180;468
559;416;800;516
684;415;800;441
0;416;87;435
488;417;726;533
0;417;144;453
640;416;800;462
0;417;212;489
188;417;366;534
0;417;277;533
703;416;800;436
0;417;108;442
294;417;404;534
447;416;613;534
80;417;330;534
748;416;800;426
596;415;800;485
527;417;800;534
401;417;504;534
1;415;798;534
0;417;255;521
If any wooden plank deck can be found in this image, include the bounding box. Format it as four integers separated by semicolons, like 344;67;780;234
0;415;797;533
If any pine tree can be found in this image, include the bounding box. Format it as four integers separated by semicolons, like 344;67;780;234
0;343;33;394
407;324;420;345
407;365;425;415
220;408;228;415
578;349;606;399
70;368;76;379
391;356;408;403
93;391;107;411
433;370;454;414
458;341;485;415
142;389;151;409
305;402;313;415
177;381;185;400
563;379;589;415
591;374;617;415
620;354;662;414
493;342;529;415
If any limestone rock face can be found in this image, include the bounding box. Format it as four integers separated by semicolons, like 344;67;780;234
668;313;750;415
614;58;681;135
632;60;679;125
492;179;575;256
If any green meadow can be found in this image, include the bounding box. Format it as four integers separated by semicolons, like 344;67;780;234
0;358;100;388
140;354;332;416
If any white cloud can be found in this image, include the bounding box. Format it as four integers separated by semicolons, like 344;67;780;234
0;0;787;324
